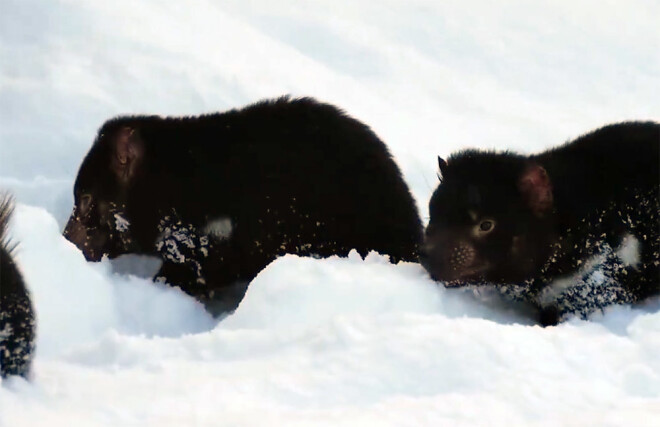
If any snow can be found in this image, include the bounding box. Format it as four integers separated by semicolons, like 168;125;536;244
1;0;659;424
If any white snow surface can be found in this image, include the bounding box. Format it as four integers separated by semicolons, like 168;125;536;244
1;0;660;425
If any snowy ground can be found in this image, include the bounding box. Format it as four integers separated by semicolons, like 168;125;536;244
1;0;660;425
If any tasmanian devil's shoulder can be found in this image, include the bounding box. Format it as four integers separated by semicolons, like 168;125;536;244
64;97;423;316
422;121;660;325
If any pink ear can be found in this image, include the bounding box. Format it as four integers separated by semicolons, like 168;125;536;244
518;163;553;216
112;127;143;184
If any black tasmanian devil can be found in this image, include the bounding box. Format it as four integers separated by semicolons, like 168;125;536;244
63;97;423;316
421;122;659;325
0;195;35;379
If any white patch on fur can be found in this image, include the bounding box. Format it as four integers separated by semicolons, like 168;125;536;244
538;234;640;306
538;253;606;306
203;217;233;240
616;234;640;268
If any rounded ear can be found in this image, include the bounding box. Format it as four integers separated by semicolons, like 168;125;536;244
111;127;144;185
518;163;553;216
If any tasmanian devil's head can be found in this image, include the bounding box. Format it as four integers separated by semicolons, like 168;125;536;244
63;122;146;261
420;151;557;285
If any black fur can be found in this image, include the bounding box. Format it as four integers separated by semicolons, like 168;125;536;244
0;195;35;378
422;122;660;325
64;97;423;315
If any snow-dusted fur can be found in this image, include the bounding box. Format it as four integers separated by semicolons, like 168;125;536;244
423;122;660;325
0;195;35;378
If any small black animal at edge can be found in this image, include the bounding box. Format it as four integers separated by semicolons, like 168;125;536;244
421;122;659;326
0;195;36;379
63;97;423;316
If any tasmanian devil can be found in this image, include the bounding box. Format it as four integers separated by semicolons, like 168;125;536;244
0;195;35;378
421;122;659;325
63;96;423;316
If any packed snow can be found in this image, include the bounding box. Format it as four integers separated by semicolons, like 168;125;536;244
1;0;659;425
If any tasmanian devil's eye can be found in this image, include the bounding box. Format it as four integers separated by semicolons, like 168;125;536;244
479;220;494;232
